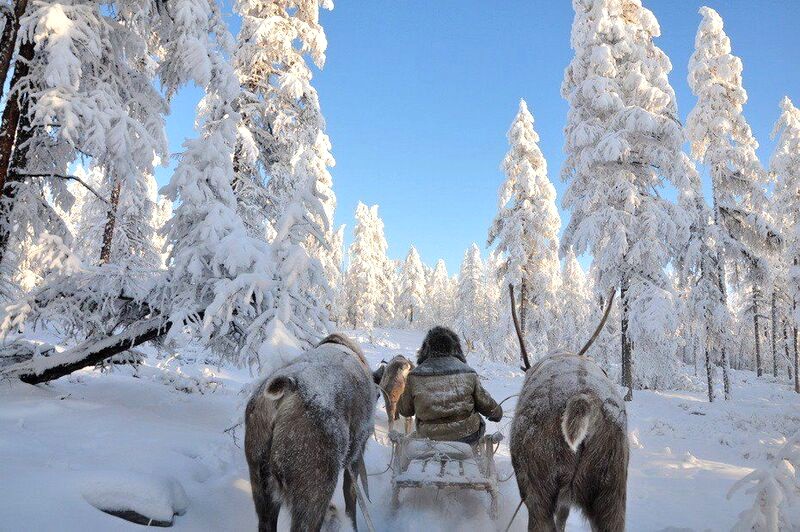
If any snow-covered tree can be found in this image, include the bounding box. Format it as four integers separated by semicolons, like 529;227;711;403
455;243;486;352
561;0;690;398
728;429;800;531
345;203;394;330
157;26;289;369
687;6;780;388
232;0;336;239
64;165;167;271
0;0;180;346
559;247;593;353
483;249;505;359
0;0;169;283
488;99;561;357
771;96;800;392
327;224;346;325
425;259;454;328
398;246;426;327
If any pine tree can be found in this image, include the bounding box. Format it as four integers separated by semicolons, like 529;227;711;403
398;246;426;326
562;0;690;399
455;243;486;351
425;259;453;328
345;203;393;330
488;99;561;357
771;96;800;392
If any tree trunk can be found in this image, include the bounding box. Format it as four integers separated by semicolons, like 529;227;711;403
0;0;29;106
705;342;714;402
753;287;762;377
409;306;413;324
710;184;731;399
795;300;799;394
794;324;799;394
0;35;34;266
519;279;527;337
13;319;175;384
784;322;793;381
98;180;122;264
795;259;799;393
772;289;779;378
621;275;632;402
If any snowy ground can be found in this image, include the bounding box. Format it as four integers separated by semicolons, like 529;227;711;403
2;328;798;531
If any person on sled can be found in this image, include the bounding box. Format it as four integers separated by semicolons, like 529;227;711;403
397;326;503;445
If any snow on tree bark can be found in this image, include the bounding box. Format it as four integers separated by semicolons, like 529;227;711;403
98;180;121;265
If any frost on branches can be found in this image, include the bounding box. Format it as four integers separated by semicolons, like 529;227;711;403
561;0;690;395
454;243;486;352
488;99;561;358
0;0;169;299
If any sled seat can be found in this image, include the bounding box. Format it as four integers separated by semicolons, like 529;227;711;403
388;431;503;519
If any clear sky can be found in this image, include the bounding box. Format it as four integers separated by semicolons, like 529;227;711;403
156;0;800;274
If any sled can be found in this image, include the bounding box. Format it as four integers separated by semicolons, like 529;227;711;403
388;430;504;519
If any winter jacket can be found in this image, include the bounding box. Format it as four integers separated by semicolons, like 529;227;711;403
397;354;502;441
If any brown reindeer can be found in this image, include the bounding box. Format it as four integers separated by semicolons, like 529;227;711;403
509;286;629;531
373;355;415;433
245;333;375;532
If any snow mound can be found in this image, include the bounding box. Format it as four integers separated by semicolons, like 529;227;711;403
81;472;188;526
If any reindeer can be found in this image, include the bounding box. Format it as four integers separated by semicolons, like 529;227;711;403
245;333;375;532
373;355;415;433
508;286;629;531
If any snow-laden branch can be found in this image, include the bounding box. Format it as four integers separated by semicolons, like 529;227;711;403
10;171;111;204
728;429;800;531
1;312;203;384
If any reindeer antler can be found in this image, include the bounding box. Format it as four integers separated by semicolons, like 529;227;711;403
576;288;616;357
509;284;531;371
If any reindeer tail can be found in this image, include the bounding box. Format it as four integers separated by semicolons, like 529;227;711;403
561;394;599;452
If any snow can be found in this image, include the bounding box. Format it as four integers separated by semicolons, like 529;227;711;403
2;328;799;531
81;472;188;524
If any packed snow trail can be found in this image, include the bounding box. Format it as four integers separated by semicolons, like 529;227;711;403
1;328;798;531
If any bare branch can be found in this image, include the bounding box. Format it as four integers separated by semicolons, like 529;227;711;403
10;171;110;204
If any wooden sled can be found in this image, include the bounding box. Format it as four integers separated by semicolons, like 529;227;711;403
388;430;504;519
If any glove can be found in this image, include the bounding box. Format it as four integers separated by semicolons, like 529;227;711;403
488;405;503;423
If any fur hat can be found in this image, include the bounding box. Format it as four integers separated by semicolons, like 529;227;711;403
417;326;466;364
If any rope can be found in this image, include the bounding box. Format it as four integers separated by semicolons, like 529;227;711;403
505;499;525;532
367;444;394;476
354;481;377;532
498;393;519;408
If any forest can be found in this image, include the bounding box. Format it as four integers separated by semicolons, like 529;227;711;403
0;0;798;530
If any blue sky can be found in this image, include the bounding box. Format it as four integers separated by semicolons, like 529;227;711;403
156;0;800;274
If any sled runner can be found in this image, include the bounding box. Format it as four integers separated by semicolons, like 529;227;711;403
388;430;503;519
